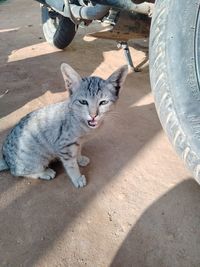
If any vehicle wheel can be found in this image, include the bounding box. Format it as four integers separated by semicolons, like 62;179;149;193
41;5;77;49
149;0;200;183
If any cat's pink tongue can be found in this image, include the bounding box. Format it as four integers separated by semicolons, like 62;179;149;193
88;120;98;127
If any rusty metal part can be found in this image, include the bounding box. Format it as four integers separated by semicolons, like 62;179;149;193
88;10;150;41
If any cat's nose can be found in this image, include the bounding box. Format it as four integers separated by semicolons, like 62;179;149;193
89;113;98;119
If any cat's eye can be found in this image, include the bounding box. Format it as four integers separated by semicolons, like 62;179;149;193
79;100;88;105
99;100;109;106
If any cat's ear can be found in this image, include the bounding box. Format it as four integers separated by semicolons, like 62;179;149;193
106;65;128;96
61;63;82;95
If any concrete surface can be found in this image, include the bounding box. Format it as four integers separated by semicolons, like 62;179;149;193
1;1;200;267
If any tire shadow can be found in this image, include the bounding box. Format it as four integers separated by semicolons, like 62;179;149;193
110;179;200;267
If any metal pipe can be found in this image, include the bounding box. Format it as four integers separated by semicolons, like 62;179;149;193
92;0;154;15
70;4;110;21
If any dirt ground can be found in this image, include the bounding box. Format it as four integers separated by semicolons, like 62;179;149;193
1;1;200;267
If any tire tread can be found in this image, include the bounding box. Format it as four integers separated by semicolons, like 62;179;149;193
150;0;200;183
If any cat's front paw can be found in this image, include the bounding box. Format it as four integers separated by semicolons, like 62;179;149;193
78;155;90;167
72;175;87;188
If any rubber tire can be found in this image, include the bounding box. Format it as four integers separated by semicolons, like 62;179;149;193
149;0;200;183
41;6;77;49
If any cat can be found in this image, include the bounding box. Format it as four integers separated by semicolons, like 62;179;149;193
0;63;128;188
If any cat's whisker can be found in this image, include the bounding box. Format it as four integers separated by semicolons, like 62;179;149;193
108;111;122;118
109;112;121;117
107;111;130;124
106;114;125;124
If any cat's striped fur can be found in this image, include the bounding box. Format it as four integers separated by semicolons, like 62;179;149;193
0;63;128;188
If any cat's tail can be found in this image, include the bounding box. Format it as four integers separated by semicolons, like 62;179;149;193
0;159;9;171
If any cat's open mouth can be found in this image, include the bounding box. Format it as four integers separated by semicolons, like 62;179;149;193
88;120;98;128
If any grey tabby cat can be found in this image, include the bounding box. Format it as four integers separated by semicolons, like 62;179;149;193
0;63;128;188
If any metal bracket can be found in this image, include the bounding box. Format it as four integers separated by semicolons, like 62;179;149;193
117;41;136;72
117;41;149;72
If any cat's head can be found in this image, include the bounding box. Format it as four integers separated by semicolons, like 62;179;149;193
61;63;128;129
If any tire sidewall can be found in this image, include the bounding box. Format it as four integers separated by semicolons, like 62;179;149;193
150;0;200;153
41;6;77;49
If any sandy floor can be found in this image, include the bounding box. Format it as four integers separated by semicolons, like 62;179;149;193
1;1;200;267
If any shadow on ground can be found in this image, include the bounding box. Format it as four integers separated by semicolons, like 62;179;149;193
110;179;200;267
0;32;119;118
